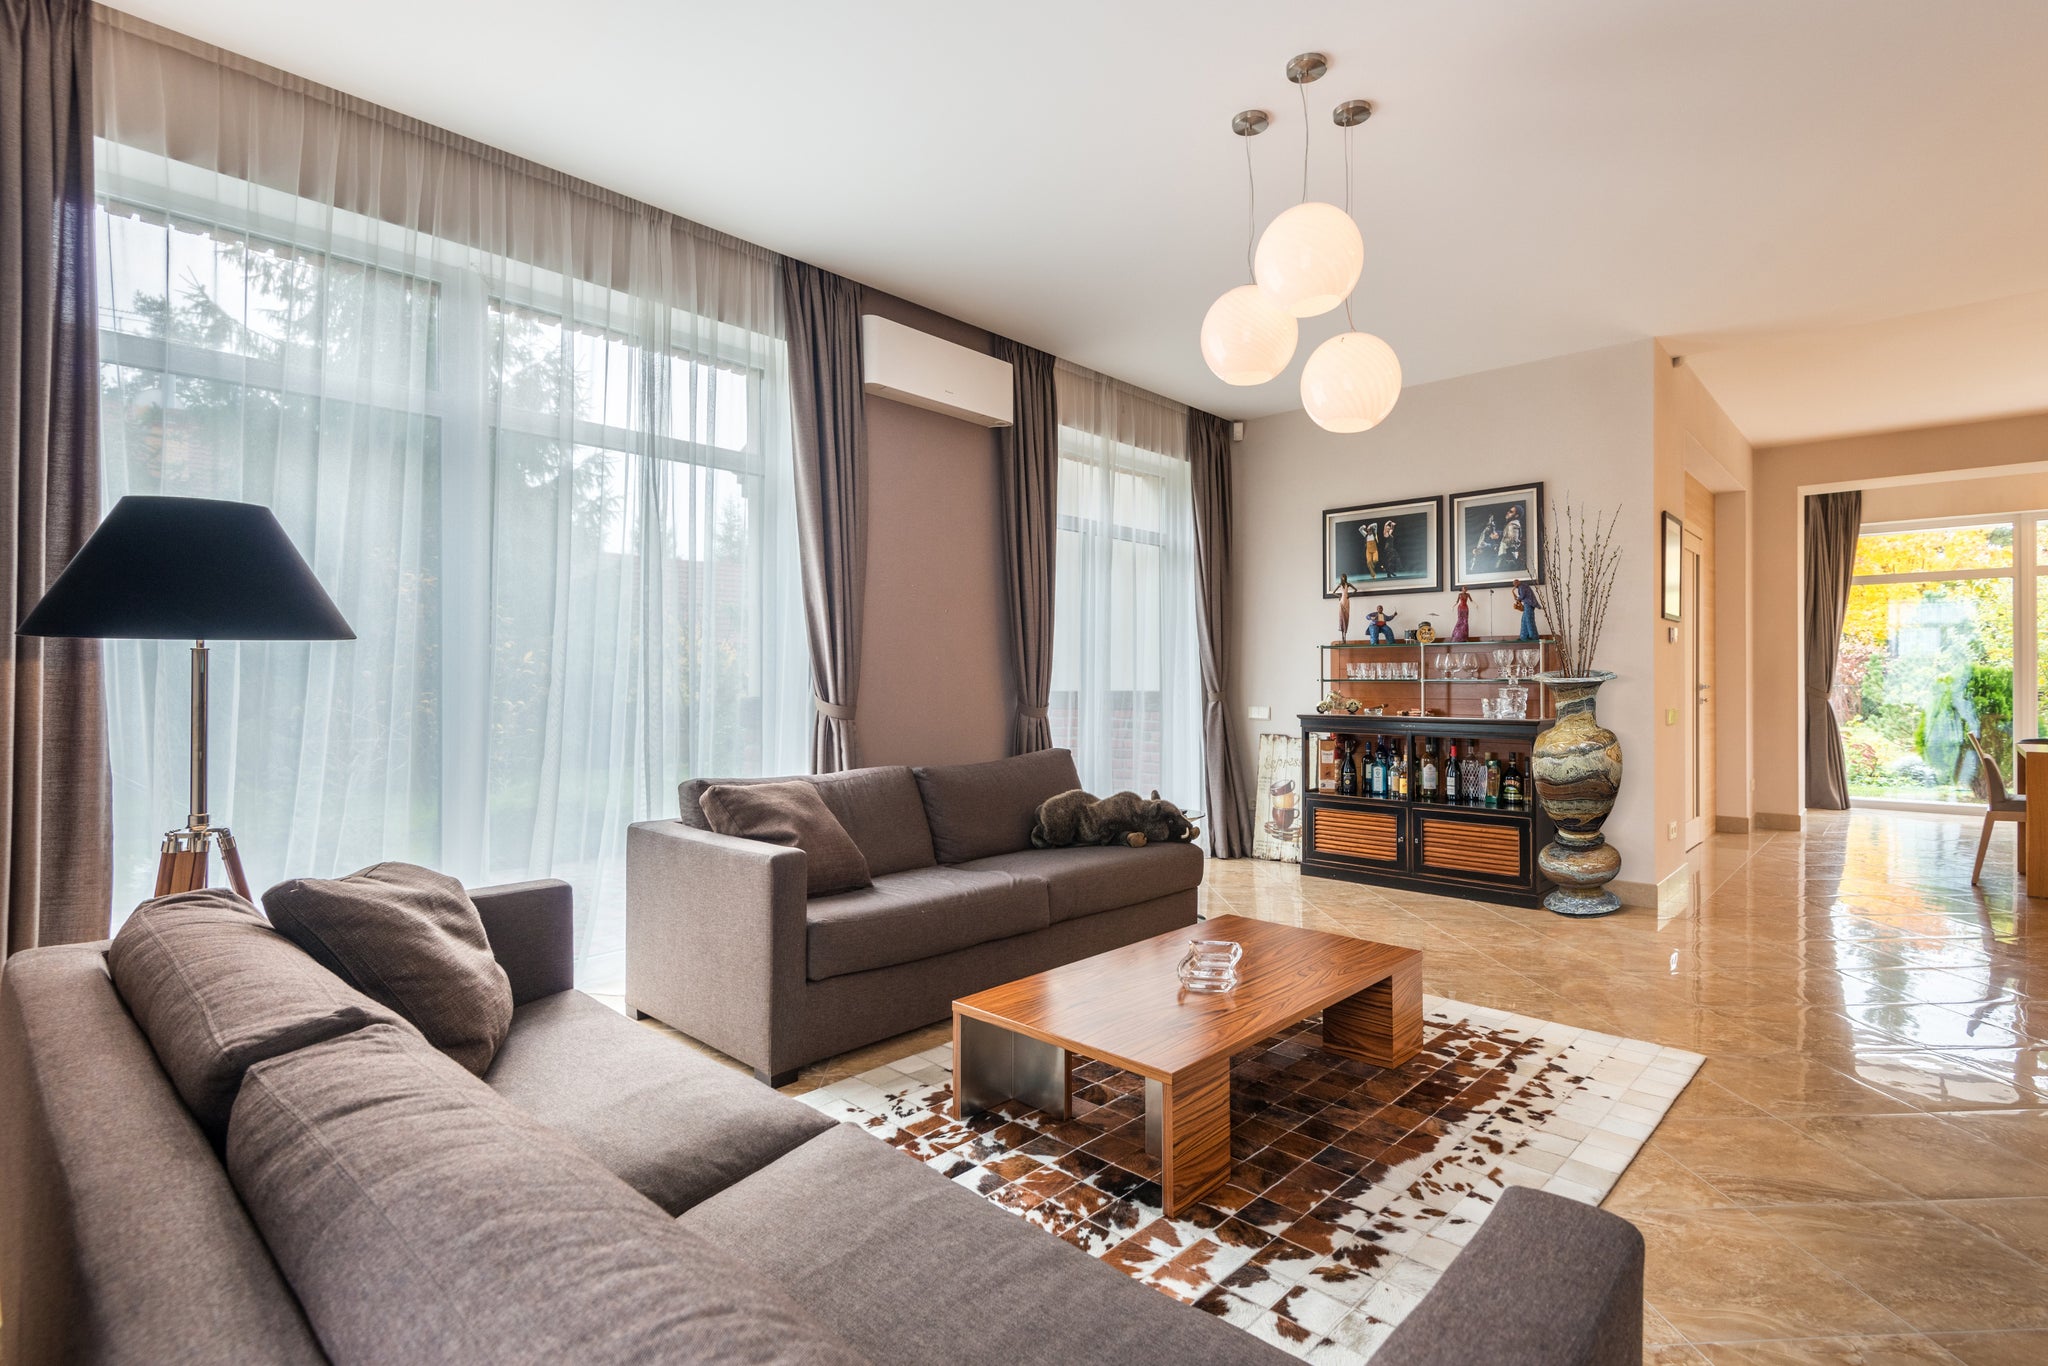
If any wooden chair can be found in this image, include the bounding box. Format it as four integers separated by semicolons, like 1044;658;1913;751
1967;732;2026;885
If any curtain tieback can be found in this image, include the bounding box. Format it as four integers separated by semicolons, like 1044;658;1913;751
813;696;855;722
1017;705;1049;721
1803;685;1831;701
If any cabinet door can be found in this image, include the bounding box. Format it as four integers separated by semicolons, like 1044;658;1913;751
1411;809;1530;888
1307;802;1406;870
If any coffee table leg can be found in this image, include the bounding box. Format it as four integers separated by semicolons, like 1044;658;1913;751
952;1014;1071;1121
1144;1056;1231;1216
1322;955;1423;1067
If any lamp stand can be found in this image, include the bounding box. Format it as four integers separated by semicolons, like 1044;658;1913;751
153;640;252;902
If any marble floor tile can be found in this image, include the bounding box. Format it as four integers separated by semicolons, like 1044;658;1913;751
1794;1114;2048;1200
1934;1197;2048;1265
1648;1117;1911;1206
1751;1202;2048;1333
1929;1331;2048;1366
1695;1336;1965;1365
1634;1208;1911;1343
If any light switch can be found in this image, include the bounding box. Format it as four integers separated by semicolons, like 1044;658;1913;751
1665;707;1679;725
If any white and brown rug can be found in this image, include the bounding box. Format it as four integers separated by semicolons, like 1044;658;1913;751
798;998;1699;1364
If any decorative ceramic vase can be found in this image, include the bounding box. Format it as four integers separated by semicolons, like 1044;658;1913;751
1532;672;1623;917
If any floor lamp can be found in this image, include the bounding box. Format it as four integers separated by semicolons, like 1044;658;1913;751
19;496;354;902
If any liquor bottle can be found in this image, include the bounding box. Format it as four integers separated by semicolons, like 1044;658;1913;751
1501;752;1524;808
1370;740;1385;798
1419;738;1440;803
1338;736;1358;796
1394;746;1409;801
1444;741;1460;804
1485;753;1502;808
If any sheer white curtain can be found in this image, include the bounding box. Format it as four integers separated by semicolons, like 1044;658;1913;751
91;14;807;989
1050;361;1202;812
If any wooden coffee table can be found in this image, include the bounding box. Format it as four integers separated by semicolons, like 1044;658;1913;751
951;914;1422;1214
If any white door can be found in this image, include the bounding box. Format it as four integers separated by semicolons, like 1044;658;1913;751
1683;530;1707;849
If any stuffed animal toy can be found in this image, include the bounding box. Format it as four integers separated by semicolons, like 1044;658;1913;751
1031;788;1202;849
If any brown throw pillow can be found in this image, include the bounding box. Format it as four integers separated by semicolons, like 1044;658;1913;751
697;781;873;898
107;888;413;1145
262;863;514;1076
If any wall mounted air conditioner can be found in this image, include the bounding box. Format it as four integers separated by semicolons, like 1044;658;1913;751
860;314;1014;428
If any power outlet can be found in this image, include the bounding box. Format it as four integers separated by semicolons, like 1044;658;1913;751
1247;704;1271;721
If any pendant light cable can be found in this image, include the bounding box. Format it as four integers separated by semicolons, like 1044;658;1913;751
1244;132;1257;279
1341;120;1358;330
1298;79;1311;201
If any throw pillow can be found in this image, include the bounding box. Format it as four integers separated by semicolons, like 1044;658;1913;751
697;781;873;897
262;863;514;1076
106;887;411;1144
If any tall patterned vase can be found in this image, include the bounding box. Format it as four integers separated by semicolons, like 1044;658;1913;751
1532;672;1623;917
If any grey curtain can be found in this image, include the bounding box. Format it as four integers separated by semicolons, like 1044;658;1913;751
997;341;1056;755
781;261;867;773
2;0;109;956
1803;490;1862;810
1188;410;1252;857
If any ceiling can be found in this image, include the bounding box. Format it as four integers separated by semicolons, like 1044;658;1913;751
109;0;2048;442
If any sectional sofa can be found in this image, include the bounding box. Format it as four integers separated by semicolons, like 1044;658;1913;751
627;748;1208;1084
0;876;1644;1365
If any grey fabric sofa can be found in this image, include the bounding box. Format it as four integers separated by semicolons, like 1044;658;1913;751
0;877;1644;1366
628;748;1208;1084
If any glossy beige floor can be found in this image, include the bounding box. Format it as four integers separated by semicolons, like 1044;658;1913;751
616;808;2048;1366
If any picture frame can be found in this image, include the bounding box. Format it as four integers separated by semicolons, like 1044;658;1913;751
1661;511;1684;622
1447;482;1544;590
1322;496;1443;597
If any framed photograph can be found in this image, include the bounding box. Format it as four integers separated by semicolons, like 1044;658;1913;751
1661;511;1684;622
1448;483;1544;590
1323;496;1443;597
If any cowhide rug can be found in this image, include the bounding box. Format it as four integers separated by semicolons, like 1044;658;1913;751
798;998;1698;1363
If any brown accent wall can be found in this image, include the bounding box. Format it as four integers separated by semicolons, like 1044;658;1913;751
853;288;1015;768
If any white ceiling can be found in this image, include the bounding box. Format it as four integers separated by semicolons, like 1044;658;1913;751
109;0;2048;441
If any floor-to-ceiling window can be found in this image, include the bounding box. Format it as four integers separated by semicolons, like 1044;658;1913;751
91;21;807;991
1049;363;1203;810
1836;515;2037;805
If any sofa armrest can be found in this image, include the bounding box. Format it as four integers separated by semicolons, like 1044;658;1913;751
625;820;809;1078
471;879;576;1006
1373;1186;1644;1366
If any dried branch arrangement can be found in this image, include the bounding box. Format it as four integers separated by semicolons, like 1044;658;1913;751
1533;500;1624;677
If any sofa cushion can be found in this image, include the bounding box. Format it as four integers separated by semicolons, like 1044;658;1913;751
806;867;1048;981
698;780;873;897
105;889;408;1145
910;749;1083;864
954;842;1204;924
679;1124;1291;1366
486;990;835;1213
680;765;937;876
263;862;514;1075
226;1023;870;1366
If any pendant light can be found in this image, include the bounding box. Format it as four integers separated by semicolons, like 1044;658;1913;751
1301;97;1403;433
1200;110;1298;386
1252;54;1362;319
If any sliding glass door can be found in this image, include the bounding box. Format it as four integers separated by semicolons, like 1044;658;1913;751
1837;517;2036;805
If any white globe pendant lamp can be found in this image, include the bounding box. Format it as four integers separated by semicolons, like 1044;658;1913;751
1201;284;1298;386
1254;201;1364;319
1301;331;1402;433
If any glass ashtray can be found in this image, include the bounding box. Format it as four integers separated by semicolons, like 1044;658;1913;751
1177;938;1244;994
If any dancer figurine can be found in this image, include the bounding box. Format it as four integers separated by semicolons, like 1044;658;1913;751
1335;577;1353;642
1451;589;1473;642
1364;605;1399;645
1513;579;1541;641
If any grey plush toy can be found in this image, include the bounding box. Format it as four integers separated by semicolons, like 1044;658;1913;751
1030;788;1202;849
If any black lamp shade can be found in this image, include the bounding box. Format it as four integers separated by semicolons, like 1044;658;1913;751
19;496;355;641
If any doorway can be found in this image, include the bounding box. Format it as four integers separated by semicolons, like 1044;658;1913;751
1682;476;1718;850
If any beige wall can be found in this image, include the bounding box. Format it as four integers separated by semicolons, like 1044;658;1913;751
854;289;1015;768
1231;342;1669;892
1752;411;2048;821
1860;470;2048;524
1656;351;1755;832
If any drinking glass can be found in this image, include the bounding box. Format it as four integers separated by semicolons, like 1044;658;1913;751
1177;939;1244;994
1481;698;1496;719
